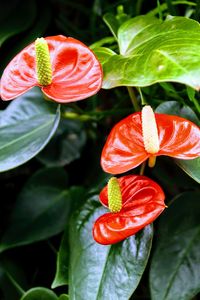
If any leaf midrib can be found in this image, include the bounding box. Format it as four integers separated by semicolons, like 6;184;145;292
0;116;54;152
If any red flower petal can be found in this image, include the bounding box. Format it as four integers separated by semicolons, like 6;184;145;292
93;175;165;245
42;36;102;102
156;114;200;159
101;112;200;174
0;44;37;100
0;35;102;102
101;113;149;174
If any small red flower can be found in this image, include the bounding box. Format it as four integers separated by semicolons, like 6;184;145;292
93;175;165;245
0;35;102;103
101;106;200;174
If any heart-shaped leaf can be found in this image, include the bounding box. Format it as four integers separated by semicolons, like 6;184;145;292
95;16;200;90
0;167;69;252
0;87;60;172
150;191;200;300
69;195;153;300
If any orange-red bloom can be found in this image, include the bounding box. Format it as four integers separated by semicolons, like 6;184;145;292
101;110;200;174
0;35;102;103
93;175;165;245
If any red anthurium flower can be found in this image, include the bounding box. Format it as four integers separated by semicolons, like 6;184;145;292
93;175;165;245
101;106;200;174
0;35;102;103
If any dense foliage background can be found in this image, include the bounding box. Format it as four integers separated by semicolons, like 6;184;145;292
0;0;200;299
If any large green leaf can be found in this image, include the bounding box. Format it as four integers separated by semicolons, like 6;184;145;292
52;186;87;288
37;119;86;167
95;16;200;89
0;167;70;252
150;191;200;300
20;288;58;300
0;0;36;46
69;195;153;300
0;87;60;172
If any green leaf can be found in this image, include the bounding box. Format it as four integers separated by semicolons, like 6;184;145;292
0;87;60;172
20;288;58;300
51;228;69;289
69;196;153;300
103;13;119;39
150;191;200;300
0;0;36;46
59;295;69;300
92;47;116;65
0;167;70;252
155;100;200;125
97;16;200;89
52;186;87;288
175;157;200;183
37;119;86;167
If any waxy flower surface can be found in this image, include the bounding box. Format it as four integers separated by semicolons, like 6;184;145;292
0;35;102;103
93;175;165;245
101;106;200;174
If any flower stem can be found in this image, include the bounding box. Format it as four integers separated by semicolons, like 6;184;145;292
148;156;157;168
127;87;140;112
140;161;146;175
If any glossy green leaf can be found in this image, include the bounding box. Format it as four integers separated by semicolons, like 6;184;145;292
52;186;87;288
0;0;36;46
37;119;86;167
20;288;58;300
150;191;200;300
52;228;69;289
0;167;69;252
97;16;200;89
69;196;153;300
175;157;200;183
155;101;200;125
0;88;60;172
92;47;116;64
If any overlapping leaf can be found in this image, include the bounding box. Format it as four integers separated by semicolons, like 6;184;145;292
150;191;200;300
69;195;153;300
94;16;200;89
0;87;60;172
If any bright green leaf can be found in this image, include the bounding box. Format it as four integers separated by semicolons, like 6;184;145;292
0;87;60;172
20;288;58;300
69;196;153;300
97;16;200;90
37;119;86;167
150;191;200;300
0;167;69;252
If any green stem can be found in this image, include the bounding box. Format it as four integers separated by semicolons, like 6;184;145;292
127;87;140;111
147;1;196;17
5;271;25;295
192;97;200;114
